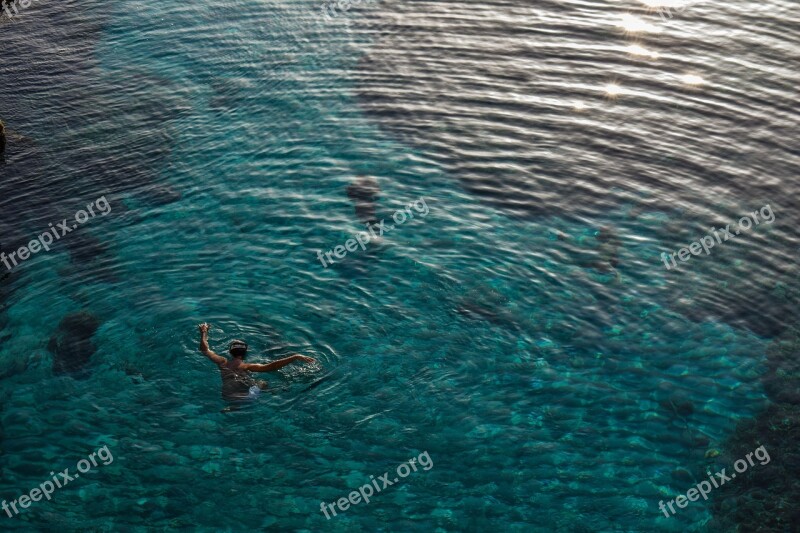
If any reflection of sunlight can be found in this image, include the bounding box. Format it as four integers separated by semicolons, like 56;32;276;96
605;83;624;98
626;44;660;59
574;101;587;111
637;0;691;7
618;13;662;33
681;74;705;85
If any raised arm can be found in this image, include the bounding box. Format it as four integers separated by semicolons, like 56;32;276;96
243;354;316;373
198;323;226;366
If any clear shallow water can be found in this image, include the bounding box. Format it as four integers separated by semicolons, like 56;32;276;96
0;0;798;530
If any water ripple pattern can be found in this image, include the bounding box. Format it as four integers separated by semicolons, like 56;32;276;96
0;0;797;530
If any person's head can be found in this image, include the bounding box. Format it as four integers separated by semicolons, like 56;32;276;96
229;340;248;359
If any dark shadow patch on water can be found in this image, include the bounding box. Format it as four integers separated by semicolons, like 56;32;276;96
709;322;800;529
347;175;381;225
48;310;101;377
0;2;193;327
62;231;122;284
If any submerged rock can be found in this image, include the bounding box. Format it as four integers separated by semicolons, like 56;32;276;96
658;396;694;418
63;233;119;283
66;232;110;265
346;175;380;225
709;323;800;530
571;226;622;274
709;402;800;531
670;467;694;484
0;119;35;157
763;325;800;405
48;311;101;376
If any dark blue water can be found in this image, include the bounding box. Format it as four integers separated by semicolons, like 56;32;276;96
1;0;798;530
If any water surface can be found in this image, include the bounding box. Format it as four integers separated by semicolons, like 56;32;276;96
0;0;798;530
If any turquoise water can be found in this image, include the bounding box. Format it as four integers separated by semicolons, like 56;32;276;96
1;0;798;530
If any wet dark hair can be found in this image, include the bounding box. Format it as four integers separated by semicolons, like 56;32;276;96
228;340;248;358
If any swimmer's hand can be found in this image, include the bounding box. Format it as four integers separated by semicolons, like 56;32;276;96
198;323;226;365
293;354;316;364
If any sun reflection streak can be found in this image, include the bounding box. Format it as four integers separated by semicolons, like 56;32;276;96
605;83;624;98
637;0;691;7
681;74;705;85
626;44;660;59
618;13;662;34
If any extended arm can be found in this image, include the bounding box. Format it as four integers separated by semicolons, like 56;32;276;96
243;354;316;373
198;323;226;366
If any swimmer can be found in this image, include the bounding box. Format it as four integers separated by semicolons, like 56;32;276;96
197;323;316;403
